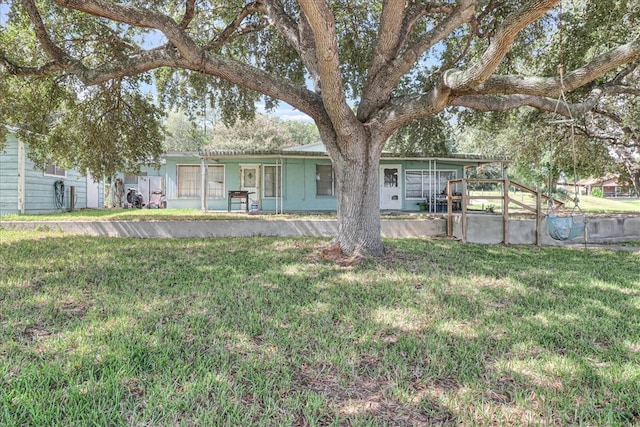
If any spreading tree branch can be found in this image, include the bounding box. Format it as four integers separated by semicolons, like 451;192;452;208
456;38;640;97
446;0;560;91
22;0;69;64
358;0;475;120
299;0;361;139
206;1;264;50
259;1;321;92
179;0;197;29
46;0;328;125
0;52;64;76
368;0;407;81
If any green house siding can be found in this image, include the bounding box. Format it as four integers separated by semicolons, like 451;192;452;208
0;134;20;215
162;151;499;213
23;155;88;214
163;155;339;212
3;140;496;215
1;134;91;215
280;158;336;211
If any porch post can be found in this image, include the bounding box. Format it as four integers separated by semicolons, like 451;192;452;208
17;139;26;214
201;158;208;212
461;179;468;243
278;158;284;214
503;178;510;245
429;160;435;213
502;164;510;245
536;189;542;246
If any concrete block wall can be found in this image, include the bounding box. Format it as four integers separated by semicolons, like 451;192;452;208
452;214;640;245
2;215;637;246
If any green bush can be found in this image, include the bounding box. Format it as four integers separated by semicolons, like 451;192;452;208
591;187;604;198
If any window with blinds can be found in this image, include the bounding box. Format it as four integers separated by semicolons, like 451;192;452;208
177;164;225;198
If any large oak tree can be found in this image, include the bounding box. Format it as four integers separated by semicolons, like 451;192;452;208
2;0;640;256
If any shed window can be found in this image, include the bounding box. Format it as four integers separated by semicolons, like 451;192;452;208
44;164;66;178
124;173;146;185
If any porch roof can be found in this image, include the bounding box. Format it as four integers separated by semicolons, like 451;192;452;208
196;142;505;164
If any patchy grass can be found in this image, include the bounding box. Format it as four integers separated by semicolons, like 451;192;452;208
467;191;639;215
0;209;441;223
600;241;640;248
574;196;640;213
0;209;334;222
1;230;639;425
2;195;636;223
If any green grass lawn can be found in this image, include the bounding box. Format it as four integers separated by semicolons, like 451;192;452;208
0;208;288;222
1;230;639;425
574;196;640;213
466;192;639;215
1;193;636;223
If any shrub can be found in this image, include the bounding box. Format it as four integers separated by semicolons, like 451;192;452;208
591;187;604;198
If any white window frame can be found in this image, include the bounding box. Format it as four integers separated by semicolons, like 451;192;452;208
263;164;282;198
177;164;226;199
316;164;335;197
405;169;457;200
207;164;225;199
43;164;67;178
124;172;145;185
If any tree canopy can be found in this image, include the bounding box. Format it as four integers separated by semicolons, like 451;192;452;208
456;1;640;195
456;111;615;193
2;1;639;255
206;114;319;151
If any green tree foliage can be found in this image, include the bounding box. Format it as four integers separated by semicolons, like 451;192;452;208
163;108;208;152
0;5;165;176
207;114;318;151
580;79;640;195
456;1;640;195
457;110;614;192
386;114;452;156
163;109;319;152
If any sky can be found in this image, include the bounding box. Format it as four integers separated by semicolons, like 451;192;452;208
257;103;313;123
0;2;7;25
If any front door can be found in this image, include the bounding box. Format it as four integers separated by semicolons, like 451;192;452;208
86;172;100;208
240;164;259;207
379;165;402;210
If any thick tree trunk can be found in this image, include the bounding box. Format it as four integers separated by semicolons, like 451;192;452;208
611;145;640;196
329;139;384;257
631;174;640;197
624;162;640;197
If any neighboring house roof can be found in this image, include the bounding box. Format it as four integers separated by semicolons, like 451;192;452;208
283;141;326;152
577;174;630;187
576;177;601;186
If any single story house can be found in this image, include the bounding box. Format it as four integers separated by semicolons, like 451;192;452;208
0;131;103;215
1;133;503;215
575;174;637;198
160;142;503;213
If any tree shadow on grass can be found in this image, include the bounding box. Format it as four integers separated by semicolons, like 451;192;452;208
1;234;639;425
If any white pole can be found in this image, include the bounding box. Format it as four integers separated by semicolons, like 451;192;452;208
278;158;284;214
201;158;208;212
17;139;26;214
